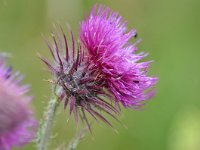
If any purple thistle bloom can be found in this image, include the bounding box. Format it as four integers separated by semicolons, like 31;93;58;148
40;29;120;131
0;62;37;150
79;5;158;108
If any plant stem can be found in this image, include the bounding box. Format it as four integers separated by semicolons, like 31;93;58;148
67;127;88;150
37;92;59;150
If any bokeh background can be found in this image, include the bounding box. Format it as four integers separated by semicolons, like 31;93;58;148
0;0;200;150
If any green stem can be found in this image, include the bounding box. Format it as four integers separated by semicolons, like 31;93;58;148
67;127;88;150
37;93;59;150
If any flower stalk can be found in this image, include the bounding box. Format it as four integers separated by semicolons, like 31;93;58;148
67;127;88;150
37;87;59;150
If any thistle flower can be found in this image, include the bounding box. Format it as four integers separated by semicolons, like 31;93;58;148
41;29;119;130
0;62;36;150
79;5;158;108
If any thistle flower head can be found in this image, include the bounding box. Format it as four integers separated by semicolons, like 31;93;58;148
41;29;119;130
42;4;158;130
80;5;158;108
0;62;36;150
80;5;137;58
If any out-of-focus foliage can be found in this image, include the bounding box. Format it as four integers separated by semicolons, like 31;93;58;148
0;0;199;150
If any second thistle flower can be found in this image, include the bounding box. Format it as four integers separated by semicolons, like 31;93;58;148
0;58;37;150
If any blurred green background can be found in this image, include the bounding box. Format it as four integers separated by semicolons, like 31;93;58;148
0;0;200;150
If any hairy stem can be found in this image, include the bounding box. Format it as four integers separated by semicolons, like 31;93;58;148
37;92;59;150
67;127;88;150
